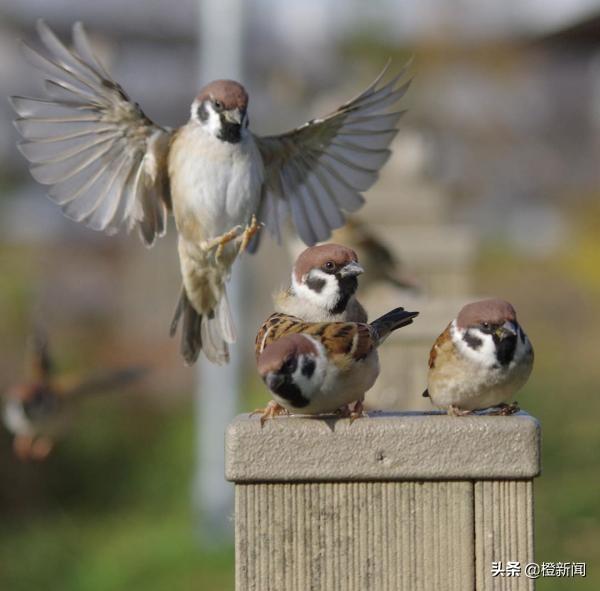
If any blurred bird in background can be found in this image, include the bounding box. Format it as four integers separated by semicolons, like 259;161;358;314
330;216;421;293
11;21;411;365
285;216;421;302
2;328;147;461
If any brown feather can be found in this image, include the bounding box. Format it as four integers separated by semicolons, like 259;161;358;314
428;323;452;369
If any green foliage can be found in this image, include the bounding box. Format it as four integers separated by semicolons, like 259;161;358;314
0;399;234;591
475;235;600;590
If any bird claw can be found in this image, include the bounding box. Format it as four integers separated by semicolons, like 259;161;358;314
337;400;367;423
201;225;244;261
447;405;474;417
488;402;520;416
238;215;262;254
13;434;54;461
251;400;289;427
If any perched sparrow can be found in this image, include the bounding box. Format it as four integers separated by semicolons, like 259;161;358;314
11;21;410;365
274;243;367;323
2;330;146;460
255;307;419;422
331;216;421;292
424;299;534;415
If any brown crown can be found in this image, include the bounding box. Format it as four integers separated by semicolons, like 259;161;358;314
196;80;248;111
294;243;359;282
456;298;517;329
257;334;317;377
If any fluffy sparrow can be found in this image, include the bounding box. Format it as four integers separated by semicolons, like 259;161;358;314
11;21;410;365
255;307;419;422
424;299;534;415
274;243;367;323
2;330;146;460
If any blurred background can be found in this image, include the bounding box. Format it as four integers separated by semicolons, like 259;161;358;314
0;0;599;589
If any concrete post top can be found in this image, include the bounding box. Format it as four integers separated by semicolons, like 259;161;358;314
225;411;540;483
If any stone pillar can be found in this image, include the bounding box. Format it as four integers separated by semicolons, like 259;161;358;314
226;412;540;591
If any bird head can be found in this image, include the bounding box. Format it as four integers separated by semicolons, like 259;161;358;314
291;243;364;316
453;298;526;368
257;334;323;409
191;79;249;143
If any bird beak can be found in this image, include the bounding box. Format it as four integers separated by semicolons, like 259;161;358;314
495;321;517;340
224;109;243;125
265;373;284;392
339;261;364;277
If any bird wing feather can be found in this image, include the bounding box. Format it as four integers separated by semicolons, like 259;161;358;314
428;323;453;369
253;61;411;247
11;20;172;245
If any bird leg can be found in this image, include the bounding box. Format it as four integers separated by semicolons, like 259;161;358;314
447;405;474;417
13;434;34;461
488;401;520;416
251;400;289;427
31;436;54;461
12;434;54;461
237;215;262;254
336;400;368;422
201;225;244;261
350;399;367;422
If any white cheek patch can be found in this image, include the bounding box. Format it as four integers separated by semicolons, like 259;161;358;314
192;100;222;137
291;270;339;312
290;338;327;401
452;321;498;368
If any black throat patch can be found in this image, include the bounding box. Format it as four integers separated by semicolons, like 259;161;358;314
218;116;241;144
273;378;310;408
494;334;517;367
331;275;358;315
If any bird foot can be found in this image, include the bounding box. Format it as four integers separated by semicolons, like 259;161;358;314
238;215;262;254
447;405;474;417
337;400;367;423
201;225;244;261
13;434;54;461
251;400;289;427
488;402;520;416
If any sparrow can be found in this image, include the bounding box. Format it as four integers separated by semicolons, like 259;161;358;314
330;216;421;292
274;243;368;323
423;298;534;416
255;307;419;423
11;21;410;365
2;329;147;460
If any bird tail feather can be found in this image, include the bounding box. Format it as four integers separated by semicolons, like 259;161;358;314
170;287;235;366
370;307;419;344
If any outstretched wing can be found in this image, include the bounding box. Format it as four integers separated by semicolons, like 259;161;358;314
253;61;411;246
10;20;172;245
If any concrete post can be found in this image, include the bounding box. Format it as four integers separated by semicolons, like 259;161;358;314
226;412;540;591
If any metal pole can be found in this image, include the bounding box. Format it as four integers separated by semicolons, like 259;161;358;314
194;0;245;545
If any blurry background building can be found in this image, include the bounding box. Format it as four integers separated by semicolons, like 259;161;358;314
0;0;599;589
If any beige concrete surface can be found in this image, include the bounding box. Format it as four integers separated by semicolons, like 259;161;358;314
226;412;541;482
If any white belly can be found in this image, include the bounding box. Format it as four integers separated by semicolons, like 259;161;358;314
169;125;264;240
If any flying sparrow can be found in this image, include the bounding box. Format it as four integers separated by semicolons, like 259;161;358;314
423;299;534;416
255;307;419;423
2;329;146;460
331;216;421;292
11;21;410;365
274;243;368;323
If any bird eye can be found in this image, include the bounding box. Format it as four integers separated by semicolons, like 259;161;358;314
481;322;490;330
323;261;335;272
213;99;224;111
